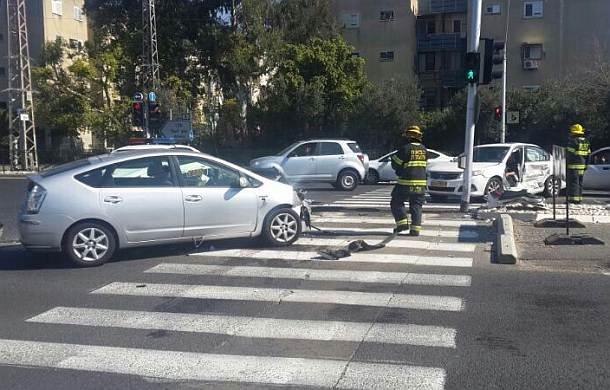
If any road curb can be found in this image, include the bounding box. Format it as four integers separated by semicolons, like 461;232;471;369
495;214;518;264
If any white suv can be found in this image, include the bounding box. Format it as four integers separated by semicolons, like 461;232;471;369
249;139;369;190
427;143;560;199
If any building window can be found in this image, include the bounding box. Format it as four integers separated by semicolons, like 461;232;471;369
485;4;501;14
453;20;461;33
341;12;360;28
69;39;84;51
524;1;543;18
523;44;543;60
74;6;83;21
379;51;395;62
51;0;63;16
351;52;360;57
0;67;5;77
380;10;394;22
427;21;436;34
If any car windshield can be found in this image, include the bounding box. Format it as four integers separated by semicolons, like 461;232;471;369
472;146;510;162
277;142;300;156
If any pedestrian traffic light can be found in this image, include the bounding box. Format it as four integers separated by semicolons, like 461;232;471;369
494;105;503;119
132;101;144;127
148;101;160;121
481;39;505;85
464;52;480;84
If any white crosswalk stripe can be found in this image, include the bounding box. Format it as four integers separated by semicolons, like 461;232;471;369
312;216;480;227
294;237;476;253
0;339;445;389
28;307;457;347
7;189;487;389
92;282;465;311
145;263;472;286
191;248;473;267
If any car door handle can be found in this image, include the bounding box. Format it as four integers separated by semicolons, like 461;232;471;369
103;196;123;204
185;195;203;202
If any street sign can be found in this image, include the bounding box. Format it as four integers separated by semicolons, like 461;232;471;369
19;113;29;121
506;111;519;124
148;91;157;102
159;119;193;143
133;92;144;101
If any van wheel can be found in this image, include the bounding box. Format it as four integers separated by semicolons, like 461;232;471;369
337;170;359;191
262;208;301;246
63;222;116;267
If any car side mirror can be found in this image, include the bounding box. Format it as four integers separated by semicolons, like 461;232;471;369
458;155;466;170
239;176;250;188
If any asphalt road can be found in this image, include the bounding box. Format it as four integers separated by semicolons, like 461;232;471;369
0;178;609;389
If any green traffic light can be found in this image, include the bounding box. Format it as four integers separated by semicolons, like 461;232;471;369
467;70;475;81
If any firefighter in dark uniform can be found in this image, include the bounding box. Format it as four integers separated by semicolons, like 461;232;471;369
566;123;591;204
390;125;427;236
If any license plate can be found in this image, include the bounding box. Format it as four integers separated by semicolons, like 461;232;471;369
431;180;447;187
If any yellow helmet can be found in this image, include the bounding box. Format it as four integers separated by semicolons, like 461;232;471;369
403;125;423;138
569;124;584;135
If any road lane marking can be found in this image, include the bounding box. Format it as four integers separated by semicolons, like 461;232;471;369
190;249;473;267
294;237;475;253
28;307;457;348
311;216;480;227
145;263;472;287
92;283;465;311
306;226;479;239
0;339;445;389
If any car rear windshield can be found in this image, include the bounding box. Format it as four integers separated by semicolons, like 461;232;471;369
472;146;510;162
39;159;91;178
347;143;361;153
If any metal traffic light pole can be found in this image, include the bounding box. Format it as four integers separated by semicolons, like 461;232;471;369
500;0;511;143
460;0;483;213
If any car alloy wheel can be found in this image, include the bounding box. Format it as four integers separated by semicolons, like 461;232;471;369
270;212;299;243
72;227;110;262
485;177;503;195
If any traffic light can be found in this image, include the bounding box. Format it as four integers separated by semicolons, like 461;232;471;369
464;52;480;84
481;39;505;84
148;101;160;121
494;105;503;120
132;101;144;127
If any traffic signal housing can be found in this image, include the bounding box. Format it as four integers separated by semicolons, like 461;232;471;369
132;101;144;127
464;52;480;84
481;38;505;85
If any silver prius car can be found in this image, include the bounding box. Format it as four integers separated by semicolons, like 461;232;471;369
19;148;305;267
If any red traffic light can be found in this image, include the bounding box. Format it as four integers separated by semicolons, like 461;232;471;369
494;106;503;119
132;102;142;110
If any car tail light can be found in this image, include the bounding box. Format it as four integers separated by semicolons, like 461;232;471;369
26;184;47;214
357;153;365;164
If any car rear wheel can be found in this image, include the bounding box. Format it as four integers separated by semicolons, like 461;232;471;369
484;177;504;195
336;170;359;191
262;208;301;246
63;222;116;267
365;170;379;185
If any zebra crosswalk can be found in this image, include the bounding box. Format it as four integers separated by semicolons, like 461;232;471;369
0;188;489;389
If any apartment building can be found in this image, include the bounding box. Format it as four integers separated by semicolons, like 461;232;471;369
0;0;91;148
330;0;419;84
416;0;468;107
481;0;610;89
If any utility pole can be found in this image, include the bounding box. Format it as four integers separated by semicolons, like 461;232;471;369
5;0;37;171
141;0;159;138
500;0;511;143
460;0;483;213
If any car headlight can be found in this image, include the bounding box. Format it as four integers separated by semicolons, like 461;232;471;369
26;184;47;214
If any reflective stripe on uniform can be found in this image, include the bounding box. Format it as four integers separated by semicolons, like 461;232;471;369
568;196;583;201
404;161;427;167
396;218;410;226
411;225;422;231
567;147;590;156
391;155;403;164
567;164;586;169
397;179;427;186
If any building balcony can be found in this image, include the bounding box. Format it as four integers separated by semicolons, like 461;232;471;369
440;70;466;88
419;0;467;15
417;33;466;51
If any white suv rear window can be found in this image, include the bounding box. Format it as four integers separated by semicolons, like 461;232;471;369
347;143;361;153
